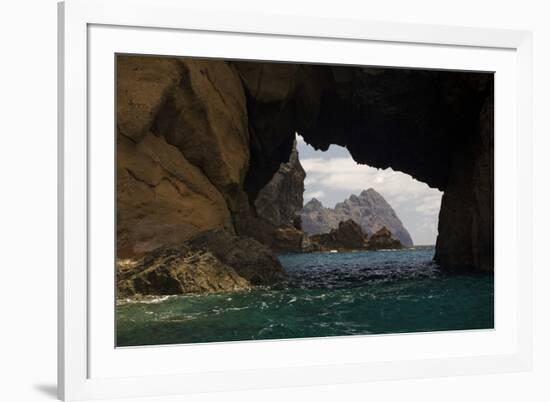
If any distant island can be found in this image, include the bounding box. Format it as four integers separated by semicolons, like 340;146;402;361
301;189;413;247
252;143;411;254
117;138;409;297
307;219;404;252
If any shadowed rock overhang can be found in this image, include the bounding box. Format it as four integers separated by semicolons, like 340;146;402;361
116;56;493;272
236;62;493;271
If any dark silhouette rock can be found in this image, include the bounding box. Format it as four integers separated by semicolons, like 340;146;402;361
272;225;307;253
434;94;494;271
309;220;403;252
367;227;404;250
334;219;366;249
238;62;492;270
254;141;305;228
293;215;303;231
310;219;363;251
301;189;413;247
117;229;287;297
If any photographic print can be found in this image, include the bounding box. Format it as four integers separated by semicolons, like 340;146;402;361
115;55;494;347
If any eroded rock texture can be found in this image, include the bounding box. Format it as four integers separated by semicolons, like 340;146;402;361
254;141;305;228
187;229;287;285
236;61;493;270
117;229;287;296
118;56;493;272
117;56;250;257
117;246;250;297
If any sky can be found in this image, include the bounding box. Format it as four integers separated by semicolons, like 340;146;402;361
296;134;443;245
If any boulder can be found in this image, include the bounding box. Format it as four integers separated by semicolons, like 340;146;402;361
117;229;288;297
271;225;307;253
188;229;287;285
117;246;250;297
366;227;404;250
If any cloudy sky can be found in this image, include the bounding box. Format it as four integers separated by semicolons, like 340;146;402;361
296;135;443;245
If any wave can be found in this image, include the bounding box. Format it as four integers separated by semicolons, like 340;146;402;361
116;295;176;306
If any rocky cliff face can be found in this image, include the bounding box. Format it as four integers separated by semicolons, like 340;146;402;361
117;56;493;273
117;229;286;297
367;227;404;250
237;62;493;271
254;141;305;227
117;56;251;257
301;189;414;247
434;94;494;271
187;229;287;285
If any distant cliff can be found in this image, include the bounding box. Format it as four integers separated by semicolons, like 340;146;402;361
301;189;414;247
254;141;305;227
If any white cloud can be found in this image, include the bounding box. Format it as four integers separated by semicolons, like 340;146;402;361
300;156;441;208
297;135;443;244
304;190;325;200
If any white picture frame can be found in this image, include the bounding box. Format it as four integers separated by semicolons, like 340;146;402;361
58;0;533;400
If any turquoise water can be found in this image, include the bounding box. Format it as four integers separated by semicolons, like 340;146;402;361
116;247;494;347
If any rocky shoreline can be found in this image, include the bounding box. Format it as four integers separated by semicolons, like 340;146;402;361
117;229;287;297
116;55;493;298
116;220;404;297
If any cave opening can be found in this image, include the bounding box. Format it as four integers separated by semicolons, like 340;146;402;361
116;55;495;347
239;62;493;272
296;133;442;248
253;130;444;255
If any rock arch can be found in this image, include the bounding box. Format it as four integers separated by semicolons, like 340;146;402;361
236;62;493;271
116;56;493;272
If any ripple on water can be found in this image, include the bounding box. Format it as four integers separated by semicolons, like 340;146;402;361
116;247;494;346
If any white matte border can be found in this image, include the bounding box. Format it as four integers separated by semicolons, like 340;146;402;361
89;25;516;379
59;0;533;400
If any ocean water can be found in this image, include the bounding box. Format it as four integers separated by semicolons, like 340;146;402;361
116;247;494;347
